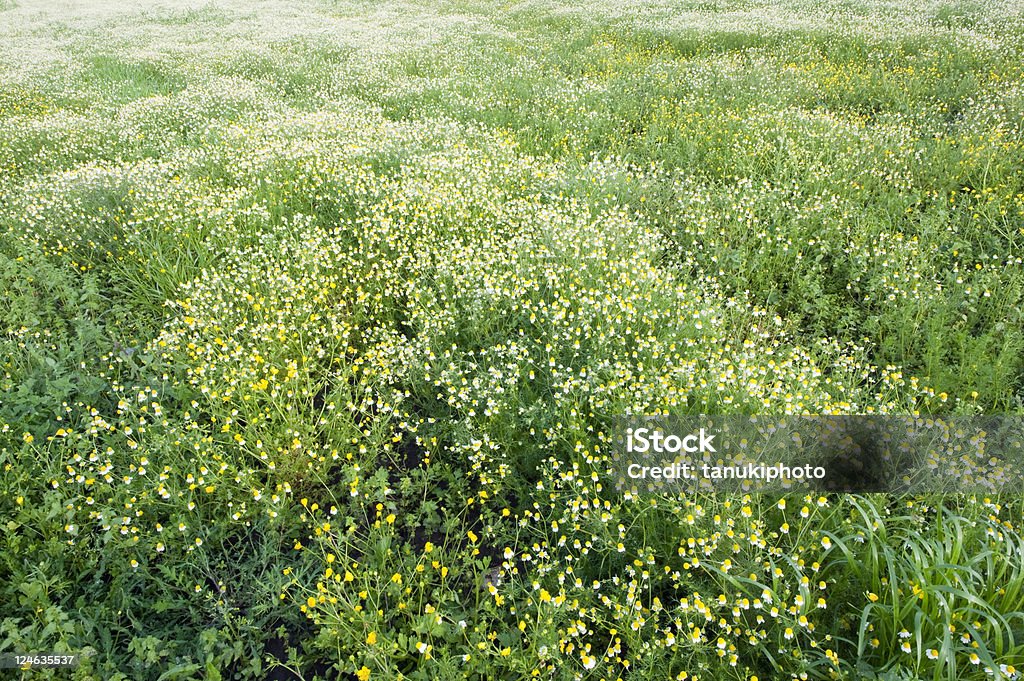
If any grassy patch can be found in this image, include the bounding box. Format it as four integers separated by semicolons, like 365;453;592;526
2;0;1024;678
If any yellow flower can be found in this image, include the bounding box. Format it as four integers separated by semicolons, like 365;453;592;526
307;596;317;608
467;530;478;543
356;666;370;681
366;631;377;645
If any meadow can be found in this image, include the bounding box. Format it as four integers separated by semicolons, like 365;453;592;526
1;0;1023;678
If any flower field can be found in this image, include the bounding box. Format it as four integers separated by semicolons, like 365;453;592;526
2;0;1023;678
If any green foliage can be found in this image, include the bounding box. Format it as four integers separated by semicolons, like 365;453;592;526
2;0;1024;678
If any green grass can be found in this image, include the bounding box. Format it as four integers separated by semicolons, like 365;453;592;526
1;0;1024;678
